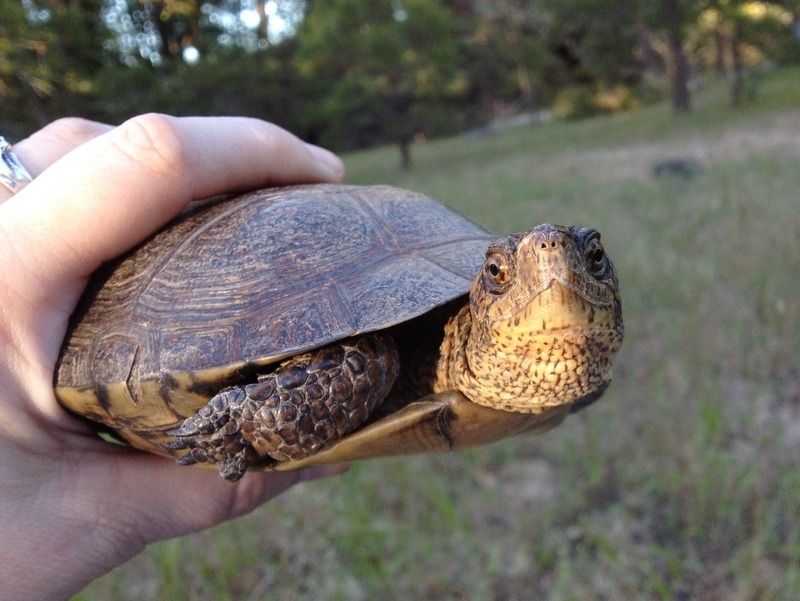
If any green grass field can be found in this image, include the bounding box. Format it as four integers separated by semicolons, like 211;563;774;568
75;67;800;600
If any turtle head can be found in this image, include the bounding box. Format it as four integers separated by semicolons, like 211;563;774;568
460;224;624;413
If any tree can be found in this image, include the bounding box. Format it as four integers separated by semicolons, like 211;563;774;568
697;1;797;105
444;0;553;117
663;0;691;111
295;0;463;167
0;0;107;132
101;0;305;65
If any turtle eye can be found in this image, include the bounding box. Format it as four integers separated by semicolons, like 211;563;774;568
484;252;512;291
585;238;609;278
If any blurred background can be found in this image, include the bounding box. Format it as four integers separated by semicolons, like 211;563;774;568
3;0;799;159
3;1;800;599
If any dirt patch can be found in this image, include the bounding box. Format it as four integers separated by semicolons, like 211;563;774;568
559;113;800;182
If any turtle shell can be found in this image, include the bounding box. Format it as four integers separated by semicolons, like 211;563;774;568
55;184;494;453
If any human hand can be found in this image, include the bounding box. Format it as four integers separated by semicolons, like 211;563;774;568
0;115;346;600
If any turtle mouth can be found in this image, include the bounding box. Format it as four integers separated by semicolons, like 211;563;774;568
493;279;611;334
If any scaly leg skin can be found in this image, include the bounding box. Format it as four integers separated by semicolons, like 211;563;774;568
167;335;400;481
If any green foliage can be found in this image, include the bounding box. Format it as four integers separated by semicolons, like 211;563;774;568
552;83;642;120
0;0;106;133
691;0;800;104
543;0;645;86
3;0;799;146
452;1;554;115
85;47;311;135
295;0;463;150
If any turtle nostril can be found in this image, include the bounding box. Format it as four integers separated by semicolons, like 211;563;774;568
533;228;566;251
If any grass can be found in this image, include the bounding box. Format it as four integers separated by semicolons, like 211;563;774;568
75;66;800;600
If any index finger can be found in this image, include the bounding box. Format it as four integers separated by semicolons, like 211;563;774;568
1;114;344;286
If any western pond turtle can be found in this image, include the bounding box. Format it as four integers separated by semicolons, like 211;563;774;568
55;185;624;480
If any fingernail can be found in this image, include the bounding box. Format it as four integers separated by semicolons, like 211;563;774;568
305;143;345;180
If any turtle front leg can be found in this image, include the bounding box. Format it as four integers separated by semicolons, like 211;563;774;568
166;335;399;481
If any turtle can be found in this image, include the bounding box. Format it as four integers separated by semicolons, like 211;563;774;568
55;184;624;481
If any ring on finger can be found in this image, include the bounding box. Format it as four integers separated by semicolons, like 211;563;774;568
0;136;34;194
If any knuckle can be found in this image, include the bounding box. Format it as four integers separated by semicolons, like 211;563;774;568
110;113;186;178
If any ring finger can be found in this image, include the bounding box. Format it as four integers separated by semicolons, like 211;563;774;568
0;118;113;203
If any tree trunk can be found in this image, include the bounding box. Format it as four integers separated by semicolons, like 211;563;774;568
257;0;270;43
398;136;412;170
713;25;727;76
663;0;691;112
730;19;745;105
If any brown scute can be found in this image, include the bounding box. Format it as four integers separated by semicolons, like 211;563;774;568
55;184;490;448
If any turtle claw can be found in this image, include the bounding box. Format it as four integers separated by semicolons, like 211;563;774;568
175;450;200;466
164;421;207;451
166;421;201;439
169;430;252;481
172;446;250;481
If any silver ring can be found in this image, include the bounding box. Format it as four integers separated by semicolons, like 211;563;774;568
0;136;33;193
